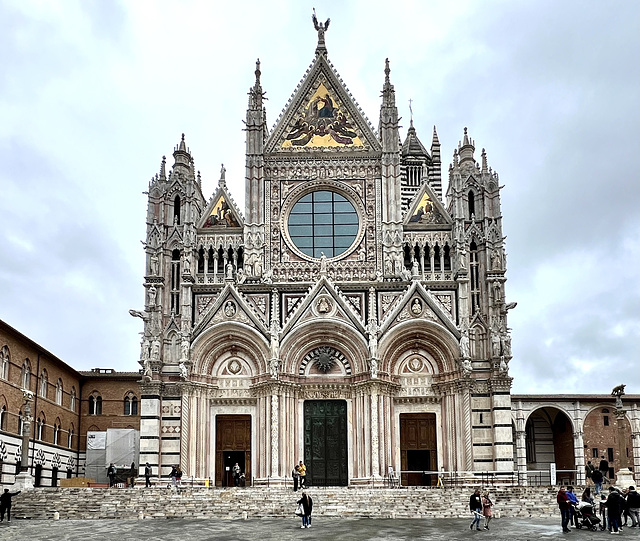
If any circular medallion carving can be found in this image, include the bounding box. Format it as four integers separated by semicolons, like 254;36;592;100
408;357;424;372
223;301;237;318
315;347;336;373
410;298;423;316
228;359;241;374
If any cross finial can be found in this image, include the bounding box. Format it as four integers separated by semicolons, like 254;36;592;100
409;98;413;124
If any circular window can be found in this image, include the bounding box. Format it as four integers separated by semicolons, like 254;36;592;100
287;190;359;258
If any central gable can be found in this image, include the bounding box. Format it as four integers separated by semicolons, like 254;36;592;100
266;54;381;153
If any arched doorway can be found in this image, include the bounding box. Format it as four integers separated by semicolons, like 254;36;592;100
525;407;575;485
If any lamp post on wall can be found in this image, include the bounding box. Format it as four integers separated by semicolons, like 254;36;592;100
612;384;634;487
12;389;35;490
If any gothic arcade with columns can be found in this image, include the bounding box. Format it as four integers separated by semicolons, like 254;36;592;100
136;25;516;486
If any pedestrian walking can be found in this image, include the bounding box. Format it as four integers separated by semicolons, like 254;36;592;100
599;455;609;484
296;491;313;528
0;489;21;523
107;463;117;487
599;493;608;531
585;460;595;485
566;486;579;527
606;486;624;534
469;488;482;531
557;485;571;533
482;491;493;530
144;462;152;488
627;486;640;527
128;462;136;488
169;465;178;487
592;468;604;495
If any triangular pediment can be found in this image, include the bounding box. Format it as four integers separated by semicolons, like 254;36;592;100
379;281;459;337
404;182;452;227
193;284;268;337
266;54;381;153
281;275;366;335
198;181;244;230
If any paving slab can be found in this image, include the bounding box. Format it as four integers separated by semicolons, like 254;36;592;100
0;517;630;541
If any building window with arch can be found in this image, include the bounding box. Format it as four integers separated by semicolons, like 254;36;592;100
0;346;9;379
39;369;48;399
174;195;181;225
37;415;45;441
18;411;23;436
70;387;77;412
124;393;138;416
21;360;31;389
0;405;6;431
88;394;102;415
68;425;74;448
53;420;60;445
56;379;63;405
468;190;476;217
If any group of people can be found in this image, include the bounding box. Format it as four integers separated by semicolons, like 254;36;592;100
558;484;640;534
232;463;245;487
469;488;494;531
292;460;307;491
584;456;612;495
106;462;140;488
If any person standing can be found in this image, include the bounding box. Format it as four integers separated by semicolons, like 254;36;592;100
107;463;117;487
599;493;608;531
292;464;300;492
599;455;609;484
469;488;482;531
232;463;241;487
169;465;178;487
626;486;640;527
566;486;579;528
585;460;595;485
592;468;604;495
557;485;571;533
0;489;20;523
144;462;152;488
606;486;624;534
482;491;493;530
128;462;136;488
296;491;313;528
298;460;307;489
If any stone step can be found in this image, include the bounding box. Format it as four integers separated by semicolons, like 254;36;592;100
12;486;562;520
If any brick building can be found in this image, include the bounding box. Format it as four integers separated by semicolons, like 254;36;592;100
0;319;140;487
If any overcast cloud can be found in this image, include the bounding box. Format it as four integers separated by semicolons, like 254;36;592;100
0;0;638;394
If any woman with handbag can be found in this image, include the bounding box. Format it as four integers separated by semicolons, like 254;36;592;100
296;491;313;528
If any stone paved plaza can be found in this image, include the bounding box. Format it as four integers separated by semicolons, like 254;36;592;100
0;517;629;541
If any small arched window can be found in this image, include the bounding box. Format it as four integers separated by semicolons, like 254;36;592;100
39;369;48;399
68;425;74;448
53;419;61;445
88;394;102;415
124;393;138;416
18;410;23;436
0;346;9;379
468;190;476;218
0;405;6;431
37;415;45;440
21;360;31;389
70;387;77;412
56;379;63;405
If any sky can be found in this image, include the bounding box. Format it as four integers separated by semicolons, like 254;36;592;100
0;0;638;394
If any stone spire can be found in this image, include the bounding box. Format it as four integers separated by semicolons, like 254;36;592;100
172;133;193;176
159;155;167;182
430;126;442;199
458;127;475;165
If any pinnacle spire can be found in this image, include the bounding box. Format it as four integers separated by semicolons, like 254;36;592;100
159;155;166;181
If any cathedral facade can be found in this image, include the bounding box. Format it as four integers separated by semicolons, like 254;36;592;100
136;25;516;487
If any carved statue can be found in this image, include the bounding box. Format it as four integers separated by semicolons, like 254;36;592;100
142;359;152;382
319;252;328;274
150;254;159;275
370;358;378;379
147;285;157;307
150;340;160;360
612;384;626;409
411;259;419;277
367;323;379;360
269;358;280;380
499;356;508;373
129;309;150;321
178;362;189;380
140;339;150;361
461;359;472;375
262;268;273;284
501;333;512;358
460;329;470;358
226;262;234;280
180;339;190;362
312;9;330;42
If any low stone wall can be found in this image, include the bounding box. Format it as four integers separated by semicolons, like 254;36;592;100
12;486;562;521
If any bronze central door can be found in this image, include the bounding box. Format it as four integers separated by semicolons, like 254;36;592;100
304;400;348;486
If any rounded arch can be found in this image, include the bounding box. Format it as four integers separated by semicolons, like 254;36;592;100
524;405;576;484
379;320;460;376
191;322;270;378
280;319;367;375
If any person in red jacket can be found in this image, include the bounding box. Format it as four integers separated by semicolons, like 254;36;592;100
557;485;571;533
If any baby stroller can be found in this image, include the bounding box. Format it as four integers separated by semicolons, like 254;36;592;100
575;501;601;531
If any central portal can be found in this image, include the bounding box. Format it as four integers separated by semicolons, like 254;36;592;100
400;413;438;486
304;400;348;486
215;414;251;487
